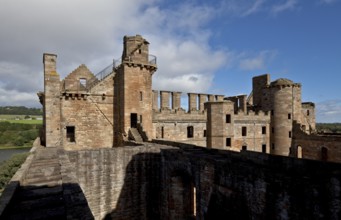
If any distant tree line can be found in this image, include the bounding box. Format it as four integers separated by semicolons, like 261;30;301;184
316;123;341;133
0;122;41;147
0;106;42;115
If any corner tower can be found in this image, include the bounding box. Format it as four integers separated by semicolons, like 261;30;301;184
269;79;302;156
114;35;157;144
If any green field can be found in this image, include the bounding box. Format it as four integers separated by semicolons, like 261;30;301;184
0;115;42;125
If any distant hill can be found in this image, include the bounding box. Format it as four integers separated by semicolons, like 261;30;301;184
316;123;341;134
0;106;42;116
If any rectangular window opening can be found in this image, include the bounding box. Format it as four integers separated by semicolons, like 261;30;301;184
289;131;292;138
262;126;266;134
226;138;231;147
242;127;247;136
288;113;291;119
262;144;266;153
242;145;247;151
140;91;143;101
203;130;207;137
187;126;194;138
226;114;231;123
66;126;75;142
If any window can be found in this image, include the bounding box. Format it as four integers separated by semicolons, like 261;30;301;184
272;127;274;134
138;49;142;54
242;145;247;151
262;126;266;134
140;115;142;123
262;144;266;153
297;145;302;158
161;127;164;138
272;143;275;150
140;91;143;101
271;110;274;116
289;131;292;138
307;110;310;116
226;138;231;147
242;127;247;136
203;130;207;137
187;126;194;138
288;113;291;119
66;126;75;142
79;78;86;89
226;114;231;123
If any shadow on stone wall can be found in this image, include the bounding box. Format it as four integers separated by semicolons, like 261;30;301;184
1;181;94;219
103;152;162;220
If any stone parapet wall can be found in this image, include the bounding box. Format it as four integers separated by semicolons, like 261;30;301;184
66;144;173;219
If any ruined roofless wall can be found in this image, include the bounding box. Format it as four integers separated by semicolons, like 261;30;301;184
152;140;341;220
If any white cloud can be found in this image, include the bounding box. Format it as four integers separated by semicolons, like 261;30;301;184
316;100;341;122
271;0;298;14
0;0;229;107
242;0;266;17
319;0;338;4
238;50;277;71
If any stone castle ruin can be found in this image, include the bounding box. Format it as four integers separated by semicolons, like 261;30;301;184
1;35;341;219
38;34;341;162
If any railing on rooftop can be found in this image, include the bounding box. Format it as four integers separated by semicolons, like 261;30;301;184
148;54;157;65
86;58;121;90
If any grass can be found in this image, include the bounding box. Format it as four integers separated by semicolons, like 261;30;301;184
0;115;42;125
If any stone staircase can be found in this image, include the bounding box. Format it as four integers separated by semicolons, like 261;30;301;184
129;128;144;143
3;148;66;219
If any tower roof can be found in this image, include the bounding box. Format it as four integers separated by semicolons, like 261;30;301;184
270;78;294;86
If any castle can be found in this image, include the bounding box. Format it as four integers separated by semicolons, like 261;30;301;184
38;34;341;162
1;35;341;219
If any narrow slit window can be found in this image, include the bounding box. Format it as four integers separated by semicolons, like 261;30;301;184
288;113;291;119
289;131;292;138
262;144;266;153
140;91;143;101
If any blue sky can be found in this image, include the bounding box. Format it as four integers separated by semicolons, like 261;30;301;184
0;0;340;122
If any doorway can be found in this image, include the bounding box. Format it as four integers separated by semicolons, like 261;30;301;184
131;113;138;128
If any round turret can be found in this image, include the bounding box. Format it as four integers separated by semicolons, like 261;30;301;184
269;78;302;156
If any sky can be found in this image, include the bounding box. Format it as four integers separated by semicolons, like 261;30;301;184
0;0;340;122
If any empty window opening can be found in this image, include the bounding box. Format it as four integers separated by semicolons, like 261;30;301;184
262;144;266;153
271;110;274;116
161;127;164;138
203;130;207;137
226;138;231;147
321;147;328;161
289;131;292;138
192;185;196;218
140;91;143;101
242;127;247;136
262;126;266;134
272;143;275;150
307;110;310;116
297;145;302;158
226;114;231;123
272;127;274;134
138;49;142;54
187;126;194;138
288;113;291;119
140;115;142;123
79;78;87;88
66;126;75;142
242;145;247;151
